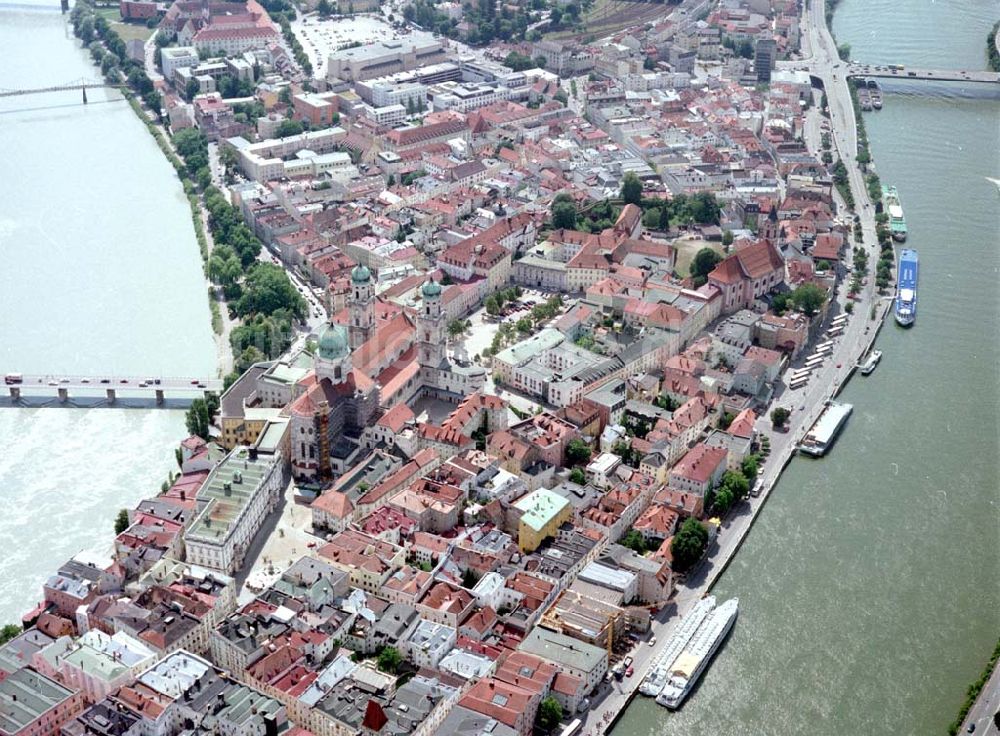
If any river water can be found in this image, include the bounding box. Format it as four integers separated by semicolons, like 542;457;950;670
0;6;214;622
612;2;1000;734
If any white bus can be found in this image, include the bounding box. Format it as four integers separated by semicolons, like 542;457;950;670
560;720;583;736
831;314;849;325
816;340;834;350
804;357;825;368
827;326;845;337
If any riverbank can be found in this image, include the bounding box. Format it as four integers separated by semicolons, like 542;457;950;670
950;638;1000;735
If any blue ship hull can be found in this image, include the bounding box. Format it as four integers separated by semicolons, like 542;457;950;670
894;249;918;327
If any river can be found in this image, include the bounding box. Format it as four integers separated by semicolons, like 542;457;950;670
611;1;1000;734
0;5;214;622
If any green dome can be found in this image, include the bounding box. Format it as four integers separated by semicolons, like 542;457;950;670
422;278;442;298
318;324;349;360
351;264;371;284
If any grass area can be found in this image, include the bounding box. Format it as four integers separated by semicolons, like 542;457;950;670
111;21;154;42
673;237;724;278
93;9;155;42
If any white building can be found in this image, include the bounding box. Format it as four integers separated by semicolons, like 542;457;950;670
160;46;199;80
430;81;511;113
362;103;407;128
183;447;284;574
55;630;157;704
401;619;456;670
225;127;348;181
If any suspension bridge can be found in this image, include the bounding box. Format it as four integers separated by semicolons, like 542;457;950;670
0;77;125;104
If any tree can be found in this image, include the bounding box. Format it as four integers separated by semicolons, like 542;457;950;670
670;517;709;573
185;398;212;440
722;229;734;247
0;625;21;647
551;193;577;229
771;406;790;428
741;455;758;482
565;439;591;467
185;77;201;101
790;283;826;317
461;568;480;588
535;697;563;734
114;508;131;534
376;647;402;674
236;263;306;318
711;487;734;514
275;119;304;137
620;171;642;206
448;319;468;338
690;247;722;284
719;470;750;502
620;530;647;554
568;467;586;485
317;0;332;15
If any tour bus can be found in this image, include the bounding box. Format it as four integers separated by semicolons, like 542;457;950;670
4;373;23;385
804;357;825;369
560;720;583;736
827;326;845;337
816;340;834;351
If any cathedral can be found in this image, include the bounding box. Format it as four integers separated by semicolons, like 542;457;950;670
289;265;486;483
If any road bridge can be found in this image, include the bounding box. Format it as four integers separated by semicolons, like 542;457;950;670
3;374;222;406
845;63;1000;84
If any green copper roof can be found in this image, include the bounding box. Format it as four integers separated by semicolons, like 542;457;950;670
318;324;349;360
351;264;371;284
422;278;442;298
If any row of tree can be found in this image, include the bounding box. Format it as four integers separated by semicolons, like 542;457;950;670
71;0;162;114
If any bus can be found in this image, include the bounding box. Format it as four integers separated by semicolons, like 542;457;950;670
560;720;583;736
831;314;849;325
815;340;834;351
804;357;825;368
827;326;845;337
4;373;23;385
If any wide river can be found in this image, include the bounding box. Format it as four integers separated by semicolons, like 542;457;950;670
612;1;1000;734
0;5;214;622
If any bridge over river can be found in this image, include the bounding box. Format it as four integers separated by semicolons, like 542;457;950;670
845;63;1000;84
3;374;222;407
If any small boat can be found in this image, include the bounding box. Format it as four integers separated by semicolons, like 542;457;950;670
859;350;882;375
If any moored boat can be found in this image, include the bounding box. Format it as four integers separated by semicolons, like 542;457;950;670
639;596;716;697
798;401;853;457
882;185;908;241
894;248;918;327
859;349;882;375
656;598;739;709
